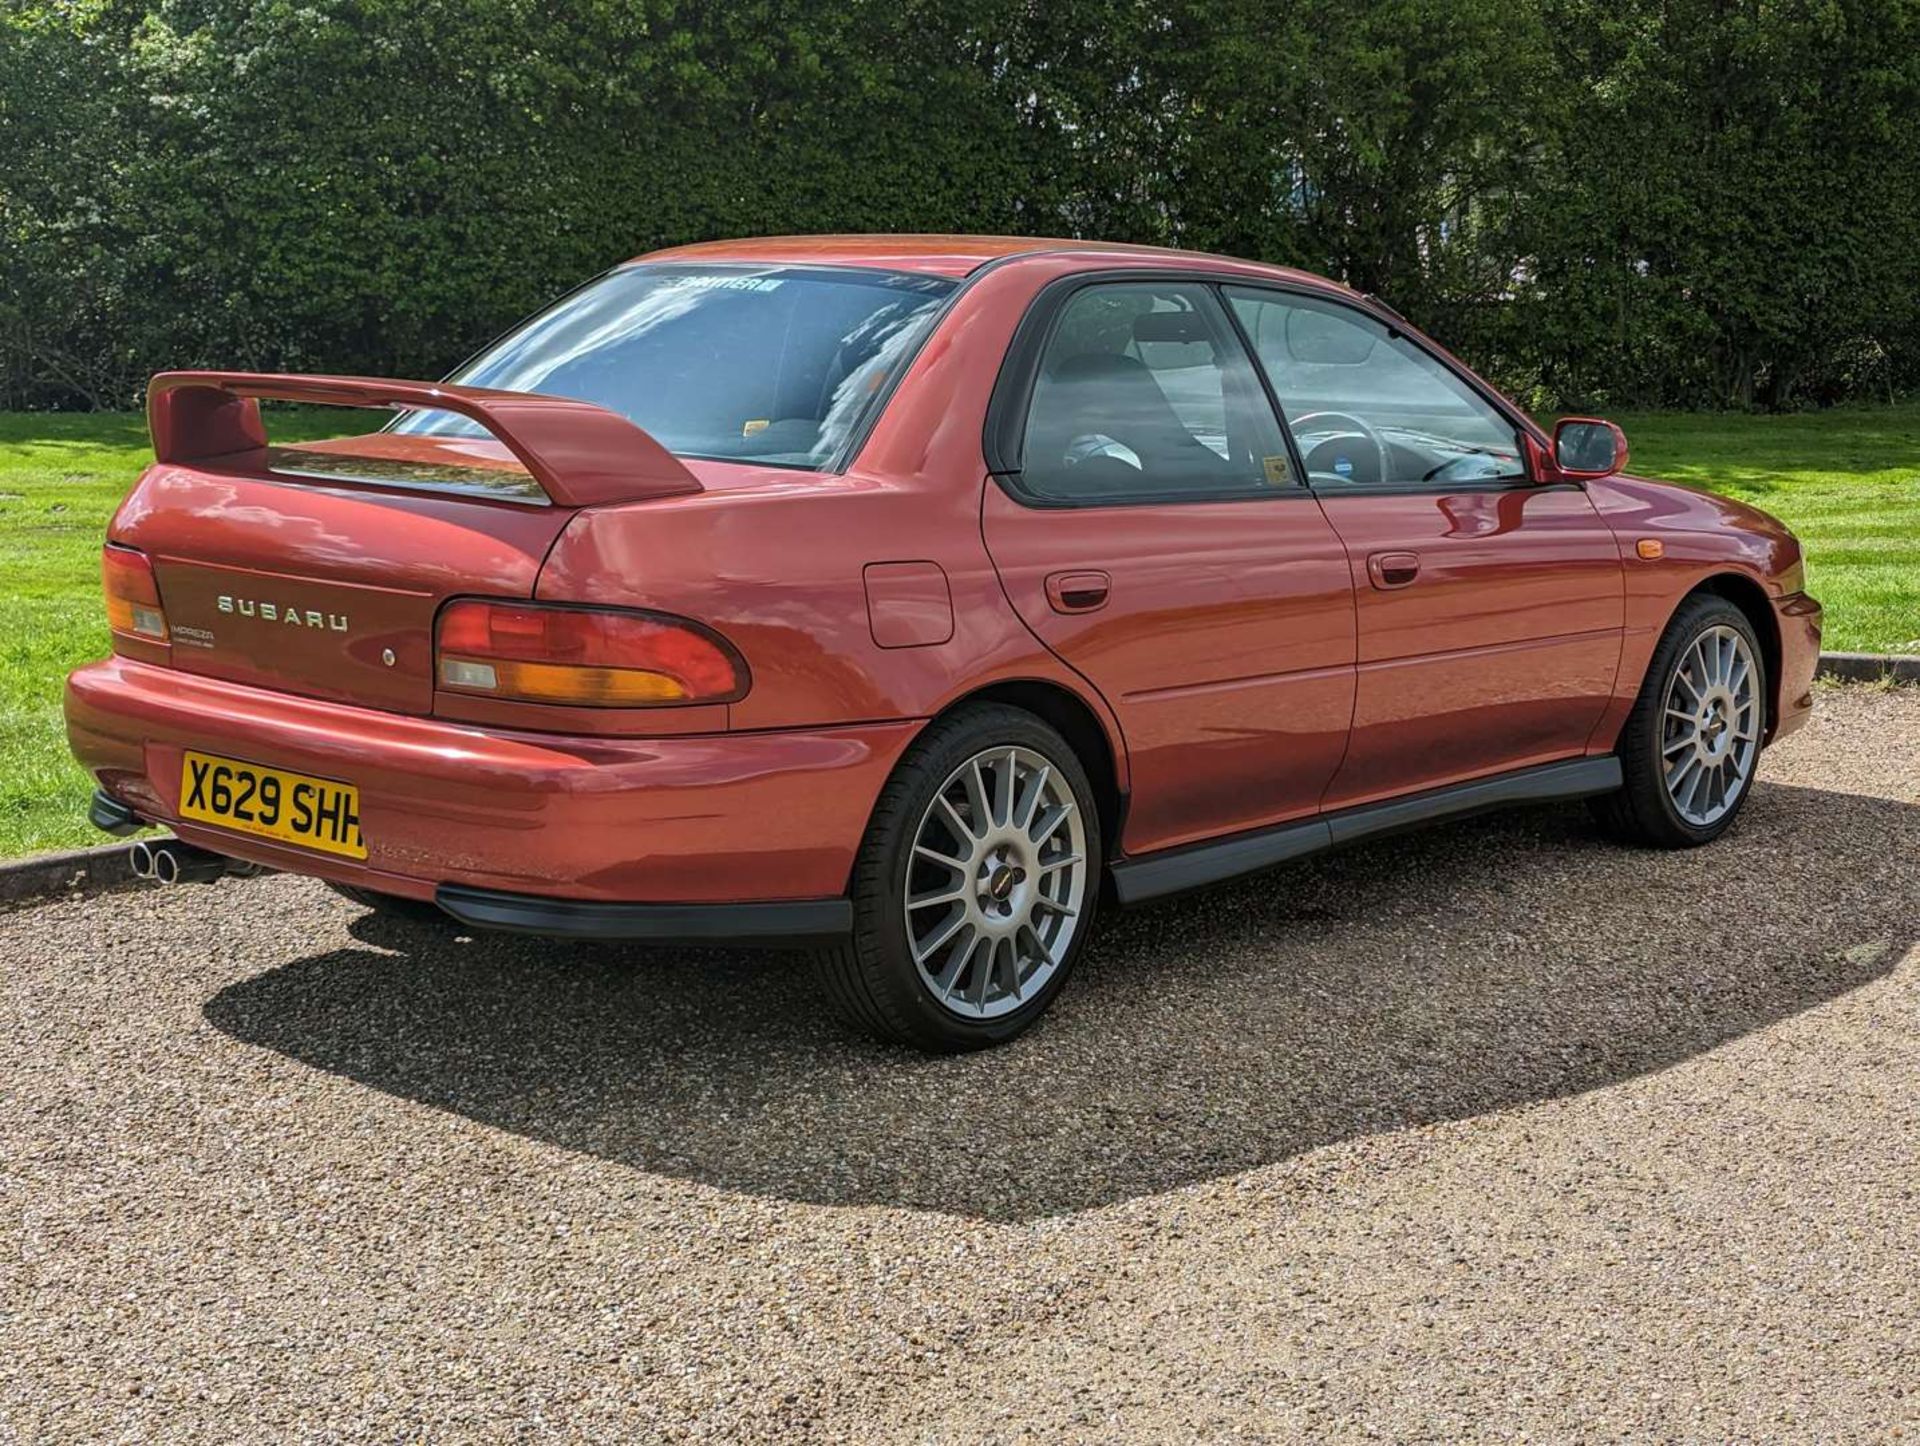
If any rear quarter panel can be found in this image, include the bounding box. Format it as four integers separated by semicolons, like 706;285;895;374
534;468;1041;725
532;464;1134;791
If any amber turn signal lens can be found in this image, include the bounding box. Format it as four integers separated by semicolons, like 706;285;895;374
434;599;748;707
102;545;169;642
1636;539;1665;560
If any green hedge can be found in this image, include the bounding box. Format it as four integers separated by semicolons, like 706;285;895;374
5;0;1919;412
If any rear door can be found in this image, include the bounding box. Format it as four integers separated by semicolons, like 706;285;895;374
1224;286;1625;808
981;278;1356;856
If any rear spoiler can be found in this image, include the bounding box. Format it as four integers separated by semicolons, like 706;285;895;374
147;371;702;508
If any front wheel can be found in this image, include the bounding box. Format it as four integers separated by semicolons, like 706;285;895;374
1591;594;1767;848
815;704;1102;1052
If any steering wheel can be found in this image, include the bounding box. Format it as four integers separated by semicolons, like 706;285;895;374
1289;411;1391;486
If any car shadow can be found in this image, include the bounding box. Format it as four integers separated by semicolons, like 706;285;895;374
203;781;1917;1221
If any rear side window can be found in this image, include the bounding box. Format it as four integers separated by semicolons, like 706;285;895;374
393;265;954;470
1015;282;1292;503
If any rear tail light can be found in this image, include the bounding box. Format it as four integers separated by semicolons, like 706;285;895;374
103;545;169;643
435;600;749;707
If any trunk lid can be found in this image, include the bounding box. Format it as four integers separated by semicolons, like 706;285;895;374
114;437;575;714
113;371;704;713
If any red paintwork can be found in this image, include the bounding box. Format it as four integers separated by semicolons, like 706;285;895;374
67;235;1820;907
109;461;572;715
862;563;955;649
1583;475;1820;749
981;485;1354;853
1313;486;1625;808
67;656;916;902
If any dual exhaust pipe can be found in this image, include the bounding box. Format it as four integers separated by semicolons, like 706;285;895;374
128;838;261;886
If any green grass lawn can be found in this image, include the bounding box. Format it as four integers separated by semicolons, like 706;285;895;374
0;408;373;859
2;404;1917;859
1611;408;1920;657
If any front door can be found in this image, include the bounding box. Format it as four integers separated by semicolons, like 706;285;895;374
1222;285;1625;809
981;278;1356;856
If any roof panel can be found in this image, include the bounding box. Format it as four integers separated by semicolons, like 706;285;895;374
630;234;1347;291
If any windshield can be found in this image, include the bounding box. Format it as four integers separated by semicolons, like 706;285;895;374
392;264;955;470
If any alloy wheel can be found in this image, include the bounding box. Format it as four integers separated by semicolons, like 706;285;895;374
902;745;1089;1020
1662;623;1760;828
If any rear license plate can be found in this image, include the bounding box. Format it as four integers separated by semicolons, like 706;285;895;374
178;750;366;859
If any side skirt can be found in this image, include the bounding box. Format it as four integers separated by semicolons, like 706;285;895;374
1109;756;1623;906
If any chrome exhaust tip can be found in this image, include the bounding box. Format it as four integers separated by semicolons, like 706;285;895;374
148;840;230;886
128;839;159;879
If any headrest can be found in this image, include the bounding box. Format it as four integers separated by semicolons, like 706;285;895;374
1132;310;1211;345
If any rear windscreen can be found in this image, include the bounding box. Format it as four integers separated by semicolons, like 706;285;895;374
391;264;955;470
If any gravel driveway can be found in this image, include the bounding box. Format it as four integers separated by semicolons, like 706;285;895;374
5;683;1918;1442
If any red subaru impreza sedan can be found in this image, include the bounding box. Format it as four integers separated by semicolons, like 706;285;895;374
67;235;1822;1050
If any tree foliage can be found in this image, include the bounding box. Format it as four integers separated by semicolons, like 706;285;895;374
4;0;1918;410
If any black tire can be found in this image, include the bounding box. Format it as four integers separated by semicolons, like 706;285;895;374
324;881;452;926
1590;593;1767;848
815;703;1104;1052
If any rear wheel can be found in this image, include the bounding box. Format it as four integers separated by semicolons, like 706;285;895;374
816;704;1102;1052
1592;594;1766;847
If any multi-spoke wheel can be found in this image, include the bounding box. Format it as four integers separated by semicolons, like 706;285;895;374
1593;594;1768;847
1659;623;1760;827
905;745;1089;1019
816;704;1102;1051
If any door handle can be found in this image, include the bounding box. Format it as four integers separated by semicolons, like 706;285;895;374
1045;570;1111;613
1367;551;1420;589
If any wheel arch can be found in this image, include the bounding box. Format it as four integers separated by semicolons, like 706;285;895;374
1687;571;1784;741
933;679;1128;855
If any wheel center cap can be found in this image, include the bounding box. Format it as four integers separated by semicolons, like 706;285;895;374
987;865;1017;901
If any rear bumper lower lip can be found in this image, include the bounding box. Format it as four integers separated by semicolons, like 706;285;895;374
434;884;852;947
88;787;145;837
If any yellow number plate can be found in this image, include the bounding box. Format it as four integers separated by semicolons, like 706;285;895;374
178;750;366;859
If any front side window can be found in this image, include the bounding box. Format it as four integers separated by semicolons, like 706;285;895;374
1225;287;1525;488
393;264;954;469
1016;282;1292;502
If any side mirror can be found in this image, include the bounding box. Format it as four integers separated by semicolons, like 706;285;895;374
1553;417;1628;478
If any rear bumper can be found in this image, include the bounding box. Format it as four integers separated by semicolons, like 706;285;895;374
66;656;916;910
